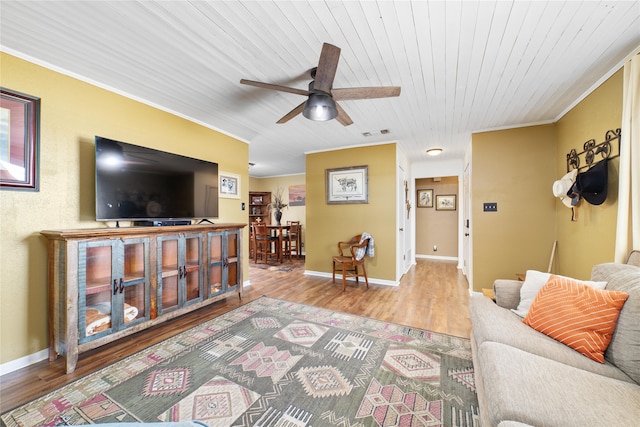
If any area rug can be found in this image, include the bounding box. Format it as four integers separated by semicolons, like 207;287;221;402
250;263;294;272
2;297;479;427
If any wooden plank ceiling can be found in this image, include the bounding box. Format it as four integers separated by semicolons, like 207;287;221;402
1;1;639;177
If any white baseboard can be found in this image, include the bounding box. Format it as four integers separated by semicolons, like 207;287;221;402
415;254;458;262
304;270;399;287
1;348;48;376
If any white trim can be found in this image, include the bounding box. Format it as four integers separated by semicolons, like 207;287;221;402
415;254;458;262
303;270;399;287
304;140;397;156
0;348;48;376
473;119;555;134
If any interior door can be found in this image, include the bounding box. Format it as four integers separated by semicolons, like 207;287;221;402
463;162;472;285
397;165;411;279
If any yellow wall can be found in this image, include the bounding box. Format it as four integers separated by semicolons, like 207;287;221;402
555;70;622;278
305;144;397;281
249;174;306;247
0;53;249;365
471;124;557;291
471;69;624;290
415;177;459;257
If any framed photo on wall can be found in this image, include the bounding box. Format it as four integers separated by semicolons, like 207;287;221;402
436;194;456;211
417;189;433;208
326;165;368;204
0;88;41;191
219;171;240;199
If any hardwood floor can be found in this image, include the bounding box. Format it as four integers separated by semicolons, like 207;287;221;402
0;258;471;413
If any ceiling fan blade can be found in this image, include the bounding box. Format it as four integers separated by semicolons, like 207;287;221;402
332;86;401;101
240;79;310;97
335;103;353;126
276;101;306;124
313;43;341;93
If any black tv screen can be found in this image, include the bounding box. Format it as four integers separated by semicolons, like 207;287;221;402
95;136;219;222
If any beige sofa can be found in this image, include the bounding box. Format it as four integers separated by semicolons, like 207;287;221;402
469;253;640;426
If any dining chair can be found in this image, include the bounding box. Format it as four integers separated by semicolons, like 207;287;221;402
332;234;370;291
282;221;300;261
253;223;278;264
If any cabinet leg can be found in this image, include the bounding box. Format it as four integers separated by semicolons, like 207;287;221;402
48;347;58;362
66;350;78;374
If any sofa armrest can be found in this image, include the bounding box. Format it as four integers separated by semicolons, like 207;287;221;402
626;250;640;267
493;279;523;309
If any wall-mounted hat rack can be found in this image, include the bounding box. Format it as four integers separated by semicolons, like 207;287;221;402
566;128;621;173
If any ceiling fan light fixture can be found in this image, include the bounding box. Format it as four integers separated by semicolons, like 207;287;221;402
303;93;338;121
426;148;443;156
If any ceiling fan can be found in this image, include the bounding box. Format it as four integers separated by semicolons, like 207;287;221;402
240;43;401;126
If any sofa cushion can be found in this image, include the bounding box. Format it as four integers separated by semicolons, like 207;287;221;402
493;279;522;309
511;270;606;318
469;295;634;383
478;341;640;427
592;263;640;383
523;276;628;363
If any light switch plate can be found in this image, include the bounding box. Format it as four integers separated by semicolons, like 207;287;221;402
483;202;497;212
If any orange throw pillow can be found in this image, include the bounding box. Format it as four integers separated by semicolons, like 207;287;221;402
523;275;628;363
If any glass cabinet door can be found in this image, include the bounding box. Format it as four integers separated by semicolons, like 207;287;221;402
207;230;241;298
208;233;224;297
226;231;240;291
184;234;203;304
122;239;148;328
79;241;115;341
158;236;180;314
158;233;203;314
79;238;149;343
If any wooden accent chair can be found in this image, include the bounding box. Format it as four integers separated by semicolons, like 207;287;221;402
282;221;301;261
332;234;370;291
253;223;278;264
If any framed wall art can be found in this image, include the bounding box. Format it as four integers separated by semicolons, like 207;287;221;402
0;88;41;191
436;194;456;211
219;171;240;199
417;189;433;208
326;165;368;204
288;184;306;206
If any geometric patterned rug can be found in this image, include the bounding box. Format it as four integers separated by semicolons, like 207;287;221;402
1;297;479;427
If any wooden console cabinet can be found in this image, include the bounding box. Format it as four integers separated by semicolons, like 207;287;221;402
42;223;245;373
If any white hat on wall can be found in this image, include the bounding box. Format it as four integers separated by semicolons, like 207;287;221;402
552;169;578;208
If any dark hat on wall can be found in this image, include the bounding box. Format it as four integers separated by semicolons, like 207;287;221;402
574;160;609;205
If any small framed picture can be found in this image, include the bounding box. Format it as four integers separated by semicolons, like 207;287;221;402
436;194;456;211
417;189;433;208
219;172;240;199
326;165;368;204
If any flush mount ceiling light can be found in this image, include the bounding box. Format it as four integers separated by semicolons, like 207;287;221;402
426;148;443;156
302;92;338;121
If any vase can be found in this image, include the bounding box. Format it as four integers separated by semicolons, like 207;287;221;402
274;210;282;225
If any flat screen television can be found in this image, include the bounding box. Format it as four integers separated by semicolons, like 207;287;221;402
95;136;219;223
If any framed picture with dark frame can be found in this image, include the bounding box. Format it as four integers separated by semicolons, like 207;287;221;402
436;194;456;211
0;88;40;191
326;165;368;204
417;189;433;208
219;171;240;199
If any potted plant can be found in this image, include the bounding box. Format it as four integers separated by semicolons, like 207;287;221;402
269;186;288;225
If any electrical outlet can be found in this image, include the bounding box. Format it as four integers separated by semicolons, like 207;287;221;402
483;202;498;212
433;245;437;252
